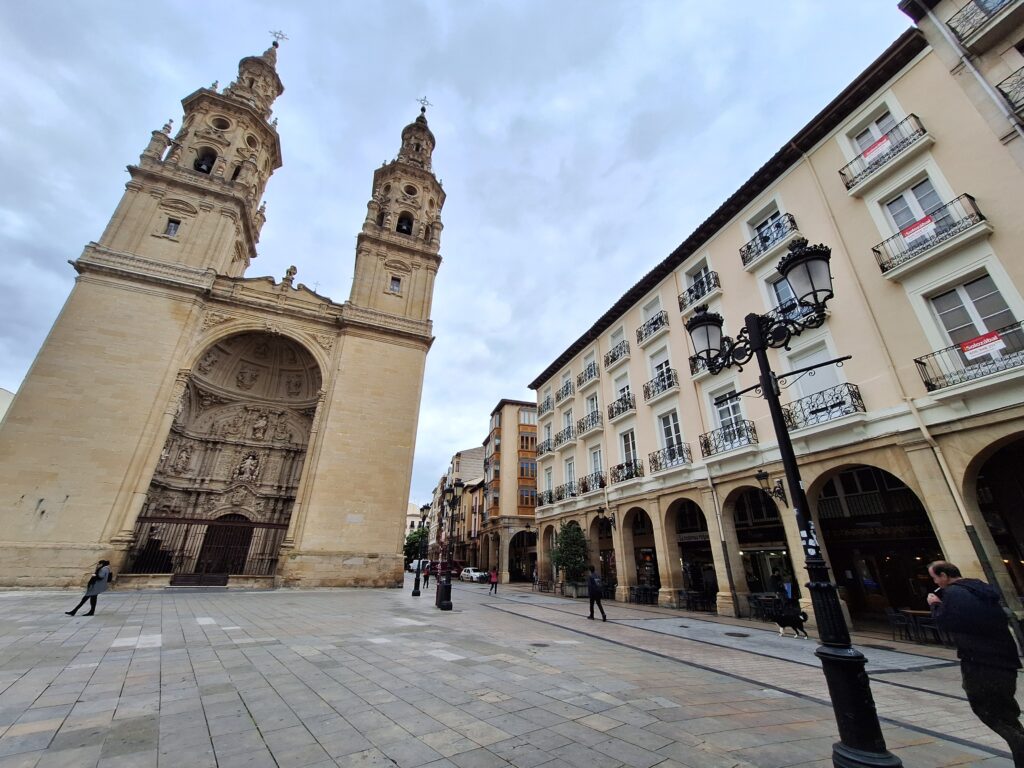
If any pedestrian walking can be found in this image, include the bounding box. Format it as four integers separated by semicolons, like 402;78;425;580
488;568;498;594
927;560;1024;766
66;560;112;616
422;562;430;588
587;565;606;621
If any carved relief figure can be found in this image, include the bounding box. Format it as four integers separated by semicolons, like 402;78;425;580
221;412;243;438
172;446;192;473
197;351;218;374
273;419;293;444
251;411;269;440
236;367;259;390
285;374;303;398
253;341;270;360
236;452;260;482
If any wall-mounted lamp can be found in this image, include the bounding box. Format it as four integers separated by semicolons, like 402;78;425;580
755;469;787;505
597;507;616;530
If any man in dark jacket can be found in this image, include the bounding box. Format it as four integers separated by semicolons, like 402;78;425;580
927;560;1023;766
587;565;606;622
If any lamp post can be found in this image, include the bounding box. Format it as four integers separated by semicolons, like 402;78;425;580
685;238;900;768
436;478;463;611
412;504;429;597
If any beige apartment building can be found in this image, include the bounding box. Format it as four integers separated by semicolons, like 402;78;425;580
531;7;1024;625
479;400;538;582
0;42;444;588
427;447;483;565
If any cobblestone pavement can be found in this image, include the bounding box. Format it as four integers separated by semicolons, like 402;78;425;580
0;577;1017;768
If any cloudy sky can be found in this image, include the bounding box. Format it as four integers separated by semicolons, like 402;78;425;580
0;1;912;505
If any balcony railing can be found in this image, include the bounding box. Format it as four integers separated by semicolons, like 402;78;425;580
553;425;575;447
872;194;986;273
576;361;599;389
915;320;1024;391
607;392;636;420
765;299;819;326
649;443;692;472
554;380;575;403
537;438;554;455
689;354;710;376
577;410;602;435
699;421;758;457
947;0;1015;42
636;310;670;345
838;114;928;190
997;66;1024;115
554;481;578;501
578;471;606;494
604;339;630;368
537;489;555;507
609;460;644;484
739;213;798;267
642;369;680;401
782;383;866;429
538;396;553;418
678;272;721;311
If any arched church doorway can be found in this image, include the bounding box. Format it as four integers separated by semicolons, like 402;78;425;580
814;465;941;620
508;530;536;582
974;438;1024;599
124;331;322;585
667;498;717;610
733;489;796;598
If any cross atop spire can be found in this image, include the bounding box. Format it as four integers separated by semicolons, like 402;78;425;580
269;30;289;43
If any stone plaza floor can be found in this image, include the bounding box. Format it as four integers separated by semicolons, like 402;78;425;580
0;576;1019;768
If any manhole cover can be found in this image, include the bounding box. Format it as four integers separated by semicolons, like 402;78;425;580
724;632;750;638
862;644;894;651
530;643;549;647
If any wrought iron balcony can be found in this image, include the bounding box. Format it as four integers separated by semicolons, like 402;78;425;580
914;320;1024;391
698;421;757;457
577;361;599;389
578;471;606;494
872;194;986;273
997;66;1024;115
554;380;575;403
636;310;670;345
642;369;680;401
577;410;602;435
947;0;1015;42
678;272;721;311
537;438;554;455
838;114;928;190
537;489;555;507
689;354;710;376
554;481;578;501
648;443;692;472
604;339;630;368
607;392;635;420
609;460;644;484
739;213;798;267
782;383;865;430
765;299;819;326
553;425;575;447
538;396;553;418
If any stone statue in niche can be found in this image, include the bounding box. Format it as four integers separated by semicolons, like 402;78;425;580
197;351;218;374
253;341;270;360
251;411;269;440
159;444;171;466
236;452;260;482
285;374;302;398
221;412;243;438
172;446;192;473
236;367;259;390
273;418;293;444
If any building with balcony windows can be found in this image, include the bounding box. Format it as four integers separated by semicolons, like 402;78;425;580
530;12;1024;627
480;399;538;583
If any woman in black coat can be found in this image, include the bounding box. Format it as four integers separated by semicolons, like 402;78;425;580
66;560;111;616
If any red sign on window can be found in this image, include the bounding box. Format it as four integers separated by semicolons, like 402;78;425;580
960;331;1005;360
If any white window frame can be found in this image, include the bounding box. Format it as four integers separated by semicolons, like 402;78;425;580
620;429;637;464
642;296;662;320
657;409;683;449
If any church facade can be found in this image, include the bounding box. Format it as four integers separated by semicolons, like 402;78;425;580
0;42;444;588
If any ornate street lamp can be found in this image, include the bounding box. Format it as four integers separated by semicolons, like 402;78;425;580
685;238;900;768
754;469;787;505
436;478;464;611
412;503;429;597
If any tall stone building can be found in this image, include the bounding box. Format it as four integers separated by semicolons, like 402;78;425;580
0;41;445;588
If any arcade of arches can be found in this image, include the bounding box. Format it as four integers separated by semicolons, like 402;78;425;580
535;458;1024;626
125;332;321;584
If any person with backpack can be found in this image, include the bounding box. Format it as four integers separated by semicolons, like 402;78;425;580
65;560;112;616
587;565;606;621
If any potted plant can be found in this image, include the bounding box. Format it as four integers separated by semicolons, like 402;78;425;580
551;521;588;598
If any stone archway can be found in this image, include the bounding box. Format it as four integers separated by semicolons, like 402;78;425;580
621;507;659;592
730;489;797;599
587;514;617;591
664;497;717;611
812;464;942;620
967;435;1024;600
539;524;556;583
124;332;321;584
508;530;537;582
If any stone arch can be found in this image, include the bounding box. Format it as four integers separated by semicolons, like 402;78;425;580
188;321;331;382
810;463;942;621
621;506;659;592
587;513;616;588
538;523;557;583
664;495;717;609
508;529;537;582
125;332;322;583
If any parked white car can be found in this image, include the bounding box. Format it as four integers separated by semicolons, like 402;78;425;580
459;567;487;583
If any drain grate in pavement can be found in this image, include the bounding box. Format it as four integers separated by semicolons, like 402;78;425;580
530;643;549;647
862;644;895;651
724;632;750;638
